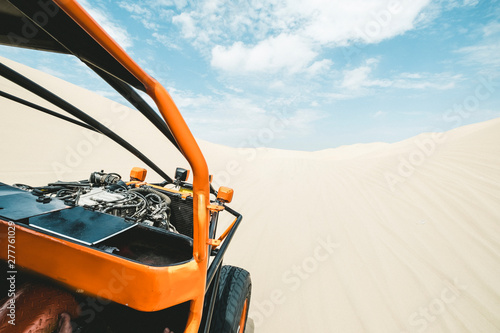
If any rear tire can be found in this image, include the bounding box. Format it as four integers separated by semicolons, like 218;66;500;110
210;265;251;333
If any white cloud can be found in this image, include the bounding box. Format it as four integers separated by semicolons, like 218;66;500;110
269;80;285;90
118;2;151;16
457;43;500;68
164;86;322;145
445;0;480;9
118;2;160;30
285;108;326;134
391;73;461;89
178;0;433;46
340;59;462;92
341;58;392;90
151;33;180;50
341;64;373;89
463;0;480;5
169;87;267;119
455;21;500;71
153;0;188;10
172;12;197;39
226;85;244;93
483;21;500;37
306;59;333;76
372;110;388;118
400;73;424;79
211;34;317;73
79;0;133;49
297;0;432;45
170;0;434;75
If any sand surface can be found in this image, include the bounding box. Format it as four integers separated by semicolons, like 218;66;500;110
1;55;500;332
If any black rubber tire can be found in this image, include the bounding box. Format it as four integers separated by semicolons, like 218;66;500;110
210;265;252;333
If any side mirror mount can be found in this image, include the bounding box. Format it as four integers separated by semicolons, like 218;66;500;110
216;186;234;203
130;167;147;182
175;167;190;182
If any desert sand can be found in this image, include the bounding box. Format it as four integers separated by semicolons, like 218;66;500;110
1;55;500;332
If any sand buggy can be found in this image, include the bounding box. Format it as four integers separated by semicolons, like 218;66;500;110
0;0;251;332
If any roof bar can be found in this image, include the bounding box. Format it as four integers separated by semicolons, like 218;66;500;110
0;90;97;132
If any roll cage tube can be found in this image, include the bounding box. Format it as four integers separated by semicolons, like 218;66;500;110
51;0;210;331
88;63;180;151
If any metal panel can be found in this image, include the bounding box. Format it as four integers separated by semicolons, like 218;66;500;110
29;206;137;245
0;183;68;220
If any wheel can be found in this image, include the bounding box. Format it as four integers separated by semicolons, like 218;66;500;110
210;265;252;333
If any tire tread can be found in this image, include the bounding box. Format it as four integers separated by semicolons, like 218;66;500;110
210;265;251;333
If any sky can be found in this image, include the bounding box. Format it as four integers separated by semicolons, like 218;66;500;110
1;0;499;151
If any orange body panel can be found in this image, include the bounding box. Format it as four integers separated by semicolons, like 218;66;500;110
0;220;203;312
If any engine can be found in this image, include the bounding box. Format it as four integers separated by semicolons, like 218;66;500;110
15;171;177;232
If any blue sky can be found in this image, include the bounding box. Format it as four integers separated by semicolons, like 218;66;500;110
1;0;499;151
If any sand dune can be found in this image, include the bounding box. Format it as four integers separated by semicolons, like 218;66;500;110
1;55;500;332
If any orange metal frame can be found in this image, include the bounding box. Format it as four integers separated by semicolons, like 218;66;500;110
2;1;210;331
0;219;203;312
